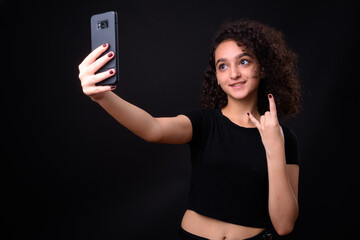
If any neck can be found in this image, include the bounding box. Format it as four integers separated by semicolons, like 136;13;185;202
221;95;260;128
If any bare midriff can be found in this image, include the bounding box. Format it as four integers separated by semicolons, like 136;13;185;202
181;210;265;240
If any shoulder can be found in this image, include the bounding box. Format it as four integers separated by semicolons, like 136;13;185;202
181;108;219;124
281;125;298;142
281;125;301;165
180;109;220;142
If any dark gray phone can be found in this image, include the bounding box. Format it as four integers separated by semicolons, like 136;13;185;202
91;11;119;86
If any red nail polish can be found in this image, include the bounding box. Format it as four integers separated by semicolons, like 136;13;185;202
268;94;272;98
247;112;250;116
109;70;114;74
111;85;116;90
103;43;107;48
107;52;113;57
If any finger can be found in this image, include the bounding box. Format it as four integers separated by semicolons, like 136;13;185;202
88;51;114;74
83;85;116;96
264;111;271;119
260;115;265;126
79;43;109;69
264;112;271;124
268;94;277;117
247;112;261;129
88;69;116;85
94;85;116;93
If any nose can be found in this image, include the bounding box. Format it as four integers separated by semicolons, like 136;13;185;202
230;65;241;80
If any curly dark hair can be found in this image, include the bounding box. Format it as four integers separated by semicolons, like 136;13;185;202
201;19;301;118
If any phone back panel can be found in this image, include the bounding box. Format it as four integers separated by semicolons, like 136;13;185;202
91;11;119;85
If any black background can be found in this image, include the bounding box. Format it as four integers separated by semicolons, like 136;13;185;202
3;0;359;239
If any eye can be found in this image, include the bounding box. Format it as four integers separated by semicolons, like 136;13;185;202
218;63;227;71
240;59;250;65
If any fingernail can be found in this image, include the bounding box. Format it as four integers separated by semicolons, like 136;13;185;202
109;70;114;74
103;43;108;48
107;52;113;57
111;85;116;90
247;112;250;116
268;94;272;98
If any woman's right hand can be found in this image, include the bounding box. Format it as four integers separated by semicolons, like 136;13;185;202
78;43;116;102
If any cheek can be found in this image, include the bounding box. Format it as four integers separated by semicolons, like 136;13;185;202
240;69;259;81
245;68;261;87
250;65;261;78
215;73;224;84
249;72;261;85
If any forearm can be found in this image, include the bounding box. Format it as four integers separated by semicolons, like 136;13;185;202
247;96;299;235
267;149;299;235
78;45;169;142
95;91;160;141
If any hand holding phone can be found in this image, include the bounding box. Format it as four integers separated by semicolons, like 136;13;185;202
78;11;119;101
78;43;117;101
90;11;119;86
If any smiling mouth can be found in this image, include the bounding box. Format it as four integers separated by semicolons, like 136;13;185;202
230;81;247;87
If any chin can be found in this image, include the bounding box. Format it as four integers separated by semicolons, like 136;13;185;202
229;91;249;99
227;90;257;102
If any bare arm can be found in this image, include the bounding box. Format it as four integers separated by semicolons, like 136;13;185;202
248;94;299;236
96;91;192;144
78;44;192;144
266;152;299;236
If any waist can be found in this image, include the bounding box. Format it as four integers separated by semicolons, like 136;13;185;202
181;210;266;240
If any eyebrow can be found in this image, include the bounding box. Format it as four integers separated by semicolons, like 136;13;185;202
215;52;252;67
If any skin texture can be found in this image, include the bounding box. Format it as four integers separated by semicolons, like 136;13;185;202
78;36;300;239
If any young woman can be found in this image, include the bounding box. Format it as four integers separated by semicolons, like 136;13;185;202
78;19;301;240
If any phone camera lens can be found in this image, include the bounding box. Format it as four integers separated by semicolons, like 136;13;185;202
97;20;109;29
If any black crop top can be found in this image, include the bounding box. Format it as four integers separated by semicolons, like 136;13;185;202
183;109;300;228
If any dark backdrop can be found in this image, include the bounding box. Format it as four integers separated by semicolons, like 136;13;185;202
3;0;359;239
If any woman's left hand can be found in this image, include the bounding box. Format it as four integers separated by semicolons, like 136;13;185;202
248;94;284;155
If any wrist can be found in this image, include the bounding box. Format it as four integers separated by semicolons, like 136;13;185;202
265;144;286;163
90;91;111;103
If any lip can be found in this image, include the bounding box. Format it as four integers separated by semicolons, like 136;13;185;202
230;81;247;89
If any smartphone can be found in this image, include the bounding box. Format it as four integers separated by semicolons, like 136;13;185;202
90;11;119;86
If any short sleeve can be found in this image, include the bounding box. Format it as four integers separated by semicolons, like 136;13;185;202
282;126;301;166
181;109;208;145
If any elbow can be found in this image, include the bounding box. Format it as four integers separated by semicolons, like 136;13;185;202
142;133;161;143
138;125;163;143
270;202;299;236
142;129;164;143
274;223;294;236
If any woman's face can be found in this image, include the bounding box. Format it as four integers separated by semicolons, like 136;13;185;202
214;39;263;103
